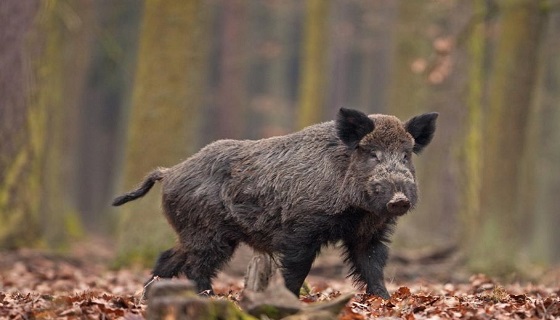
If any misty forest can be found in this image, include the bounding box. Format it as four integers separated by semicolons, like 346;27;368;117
1;0;560;319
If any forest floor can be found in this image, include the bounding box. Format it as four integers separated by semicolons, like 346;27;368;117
1;237;559;319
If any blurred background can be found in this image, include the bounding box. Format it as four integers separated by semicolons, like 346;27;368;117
1;0;559;280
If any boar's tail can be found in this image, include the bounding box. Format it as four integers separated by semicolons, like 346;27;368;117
112;168;167;206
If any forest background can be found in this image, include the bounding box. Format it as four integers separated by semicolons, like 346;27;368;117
1;0;560;283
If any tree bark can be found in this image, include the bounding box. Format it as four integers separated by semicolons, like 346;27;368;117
0;0;87;249
214;0;248;140
358;0;397;114
0;1;42;248
530;6;560;264
76;0;142;232
40;0;93;249
297;0;330;129
116;0;207;265
472;0;545;273
259;0;297;137
460;0;486;266
327;0;351;114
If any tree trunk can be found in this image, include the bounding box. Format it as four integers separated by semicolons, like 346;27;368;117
389;1;465;249
472;0;545;273
215;0;248;140
0;0;87;249
327;0;351;114
0;1;42;248
386;1;433;250
116;0;207;265
387;1;430;119
260;0;297;137
41;0;94;249
530;7;560;264
76;0;142;233
297;0;330;129
460;0;486;264
358;0;397;114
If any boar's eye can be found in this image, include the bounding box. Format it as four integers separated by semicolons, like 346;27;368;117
401;153;410;163
371;151;381;162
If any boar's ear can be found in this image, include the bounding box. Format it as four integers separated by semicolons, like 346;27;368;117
405;112;439;154
336;108;375;149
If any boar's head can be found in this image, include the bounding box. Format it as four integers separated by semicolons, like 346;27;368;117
336;108;438;217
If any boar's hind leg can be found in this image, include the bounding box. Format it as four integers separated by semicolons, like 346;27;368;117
279;241;321;297
179;238;239;294
149;248;184;281
345;240;390;299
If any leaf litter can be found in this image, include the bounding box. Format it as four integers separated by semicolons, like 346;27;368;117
1;248;559;319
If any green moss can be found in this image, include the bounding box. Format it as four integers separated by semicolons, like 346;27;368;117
251;304;280;319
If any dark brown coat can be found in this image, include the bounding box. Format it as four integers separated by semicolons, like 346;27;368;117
113;108;438;298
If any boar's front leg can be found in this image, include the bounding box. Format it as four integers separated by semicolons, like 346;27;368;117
345;239;390;299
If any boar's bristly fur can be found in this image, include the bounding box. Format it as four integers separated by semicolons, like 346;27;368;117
113;108;438;299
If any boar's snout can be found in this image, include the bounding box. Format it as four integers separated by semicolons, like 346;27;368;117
386;192;410;216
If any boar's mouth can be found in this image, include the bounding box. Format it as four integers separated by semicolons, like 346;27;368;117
386;192;411;216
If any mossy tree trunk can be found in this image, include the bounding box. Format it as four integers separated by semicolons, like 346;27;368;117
297;0;330;129
472;0;545;273
0;1;42;248
116;0;207;265
41;0;94;249
387;1;431;119
460;0;486;264
0;0;87;249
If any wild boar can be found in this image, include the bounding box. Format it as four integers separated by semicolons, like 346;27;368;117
112;108;438;299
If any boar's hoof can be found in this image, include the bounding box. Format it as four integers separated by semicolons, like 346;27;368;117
387;193;410;216
366;286;391;300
